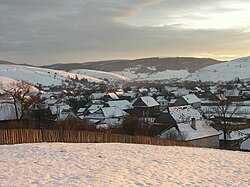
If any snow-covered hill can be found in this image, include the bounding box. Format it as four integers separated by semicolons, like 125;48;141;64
0;143;248;186
115;66;189;81
72;69;130;82
0;64;102;86
185;56;250;82
0;76;38;94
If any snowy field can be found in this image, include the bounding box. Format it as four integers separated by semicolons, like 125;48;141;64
115;68;189;81
185;56;250;82
0;143;249;187
0;64;102;86
72;69;130;82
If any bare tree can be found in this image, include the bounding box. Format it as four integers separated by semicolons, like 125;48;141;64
1;81;32;121
210;97;242;149
122;114;142;135
161;128;188;141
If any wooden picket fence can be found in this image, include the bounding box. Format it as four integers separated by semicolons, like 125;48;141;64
0;129;189;147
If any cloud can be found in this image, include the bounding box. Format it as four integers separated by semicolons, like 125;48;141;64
0;0;249;65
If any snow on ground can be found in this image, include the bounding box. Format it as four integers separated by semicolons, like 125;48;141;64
0;76;18;93
185;56;250;82
0;143;249;186
115;68;189;81
0;76;39;94
72;69;130;82
0;64;102;86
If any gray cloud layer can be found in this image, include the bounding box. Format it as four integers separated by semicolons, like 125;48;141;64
0;0;250;65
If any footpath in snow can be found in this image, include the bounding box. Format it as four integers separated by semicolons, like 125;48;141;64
0;143;249;186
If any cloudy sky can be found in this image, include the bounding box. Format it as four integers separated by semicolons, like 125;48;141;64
1;0;250;65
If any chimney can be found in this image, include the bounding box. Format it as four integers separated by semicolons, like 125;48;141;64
191;118;196;130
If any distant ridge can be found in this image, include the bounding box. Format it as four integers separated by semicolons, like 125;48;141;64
0;60;15;65
41;57;223;73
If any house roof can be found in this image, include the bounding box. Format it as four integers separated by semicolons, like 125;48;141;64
169;99;177;104
138;88;148;93
172;88;190;97
154;112;176;125
88;105;104;114
182;94;201;104
107;93;119;100
102;107;128;118
156;96;168;102
90;93;106;99
164;105;203;123
160;120;220;141
107;100;133;110
0;102;21;121
77;108;87;113
49;103;70;115
224;88;240;97
44;98;57;105
133;96;159;107
122;92;137;98
219;130;246;141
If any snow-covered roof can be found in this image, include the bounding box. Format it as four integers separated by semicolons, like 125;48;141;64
172;88;190;97
194;87;204;92
224;88;240;97
49;103;71;115
44;98;58;105
160;120;220;141
114;90;124;96
0;101;21;121
169;99;177;104
201;103;250;119
77;108;87;113
149;87;158;93
90;93;106;99
122;92;137;98
88;105;104;114
182;94;201;104
108;93;119;100
107;100;133;110
139;88;148;93
102;107;128;118
140;96;159;107
156;96;168;102
164;86;178;92
239;128;250;135
219;131;246;141
165;105;203;123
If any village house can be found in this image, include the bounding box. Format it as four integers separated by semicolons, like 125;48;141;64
172;88;190;97
107;100;134;111
174;94;201;108
84;106;128;127
119;91;138;101
46;103;72;121
159;119;221;148
90;93;106;100
0;100;21;121
219;130;246;150
156;96;169;111
132;96;160;121
224;88;242;100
